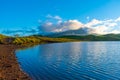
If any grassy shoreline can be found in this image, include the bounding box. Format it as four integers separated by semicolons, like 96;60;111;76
0;34;77;46
1;34;120;46
0;34;77;80
1;33;120;79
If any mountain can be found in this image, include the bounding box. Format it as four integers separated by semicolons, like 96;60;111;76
57;34;120;41
46;28;90;37
44;28;120;41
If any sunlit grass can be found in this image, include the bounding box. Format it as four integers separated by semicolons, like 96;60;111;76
1;34;120;46
0;34;76;46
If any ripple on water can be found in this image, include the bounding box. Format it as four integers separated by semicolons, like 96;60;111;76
16;42;120;80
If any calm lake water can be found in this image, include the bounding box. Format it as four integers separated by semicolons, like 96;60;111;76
16;42;120;80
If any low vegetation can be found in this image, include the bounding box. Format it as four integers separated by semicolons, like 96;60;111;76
0;34;76;46
0;34;9;44
58;34;120;41
1;34;120;46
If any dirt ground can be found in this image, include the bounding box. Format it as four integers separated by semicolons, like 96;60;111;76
0;44;31;80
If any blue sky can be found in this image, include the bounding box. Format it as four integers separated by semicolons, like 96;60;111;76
1;0;120;35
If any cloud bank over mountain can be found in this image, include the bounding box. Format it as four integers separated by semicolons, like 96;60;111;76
39;15;120;35
1;15;120;36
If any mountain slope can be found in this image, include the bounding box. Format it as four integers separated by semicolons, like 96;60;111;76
47;28;89;37
57;34;120;41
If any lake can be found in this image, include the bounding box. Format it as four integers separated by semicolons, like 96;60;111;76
16;42;120;80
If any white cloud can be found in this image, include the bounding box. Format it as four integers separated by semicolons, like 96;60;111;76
54;16;62;20
40;19;84;33
104;22;117;27
90;25;108;34
46;14;62;20
39;16;120;35
2;27;39;36
2;15;120;36
115;17;120;22
110;30;120;34
62;20;83;30
85;19;102;27
44;22;53;26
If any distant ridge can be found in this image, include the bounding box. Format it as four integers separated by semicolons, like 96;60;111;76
57;34;120;41
46;28;89;37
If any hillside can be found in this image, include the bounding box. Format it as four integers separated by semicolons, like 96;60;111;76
1;34;120;46
0;34;76;46
58;34;120;41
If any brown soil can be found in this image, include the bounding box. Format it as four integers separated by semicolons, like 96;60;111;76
0;44;31;80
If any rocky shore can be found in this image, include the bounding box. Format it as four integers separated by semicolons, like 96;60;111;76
0;44;31;80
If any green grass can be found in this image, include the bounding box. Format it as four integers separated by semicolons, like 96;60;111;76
1;34;120;46
13;36;76;46
0;34;9;44
0;34;76;46
58;34;120;41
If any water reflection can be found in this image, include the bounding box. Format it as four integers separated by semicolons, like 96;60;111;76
16;42;120;80
38;43;82;66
